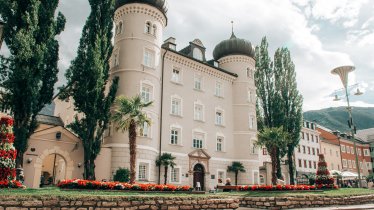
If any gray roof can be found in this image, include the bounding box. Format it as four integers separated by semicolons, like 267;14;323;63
36;115;64;127
115;0;168;16
213;33;255;60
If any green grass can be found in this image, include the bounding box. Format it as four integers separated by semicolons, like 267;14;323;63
0;187;373;199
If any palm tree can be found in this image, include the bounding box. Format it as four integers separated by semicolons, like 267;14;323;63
257;126;288;185
227;161;246;185
156;153;176;185
112;95;152;183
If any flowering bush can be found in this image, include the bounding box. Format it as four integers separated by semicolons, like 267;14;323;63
239;184;317;191
0;117;23;188
316;154;337;189
57;179;192;192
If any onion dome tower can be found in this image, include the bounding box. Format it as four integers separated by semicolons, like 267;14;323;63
213;29;258;164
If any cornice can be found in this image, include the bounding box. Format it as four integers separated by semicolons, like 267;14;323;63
218;55;255;66
114;3;167;27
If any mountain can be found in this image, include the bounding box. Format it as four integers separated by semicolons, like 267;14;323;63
303;107;374;132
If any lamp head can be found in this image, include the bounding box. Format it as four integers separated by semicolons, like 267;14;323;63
331;66;355;89
354;88;363;96
333;94;340;101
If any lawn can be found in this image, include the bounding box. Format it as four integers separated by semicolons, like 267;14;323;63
0;187;373;198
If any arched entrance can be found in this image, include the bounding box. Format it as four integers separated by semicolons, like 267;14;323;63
40;153;67;187
193;163;205;190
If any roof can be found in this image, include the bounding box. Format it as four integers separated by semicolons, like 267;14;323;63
213;32;255;60
317;127;340;146
36;114;64;127
162;46;238;78
115;0;168;20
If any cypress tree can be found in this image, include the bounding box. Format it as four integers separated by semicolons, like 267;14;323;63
59;0;119;180
0;0;66;167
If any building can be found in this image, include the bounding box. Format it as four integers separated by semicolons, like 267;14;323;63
55;0;260;190
317;126;342;171
356;128;374;173
294;121;320;177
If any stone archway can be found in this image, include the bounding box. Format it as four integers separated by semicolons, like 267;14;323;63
193;163;205;191
32;146;74;188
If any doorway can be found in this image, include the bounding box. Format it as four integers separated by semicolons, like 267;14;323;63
193;163;205;190
40;153;66;187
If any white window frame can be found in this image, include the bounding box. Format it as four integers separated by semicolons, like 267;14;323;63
193;47;203;61
143;48;155;68
364;149;370;156
145;21;152;34
140;120;151;138
348;160;352;168
140;81;154;103
152;24;157;37
194;74;203;91
216;135;224;152
171;67;182;84
137;160;151;181
215;81;224;97
249;114;255;129
170;95;182;116
170;125;182;146
215;108;224;126
341;145;346;153
170;166;181;184
192;131;205;149
342;159;347;168
194;102;204;122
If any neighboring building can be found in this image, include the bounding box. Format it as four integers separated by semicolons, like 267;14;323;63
356;128;374;173
55;0;259;190
335;131;372;177
294;121;320;177
317;126;342;171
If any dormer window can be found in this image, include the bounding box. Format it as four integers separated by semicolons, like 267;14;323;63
145;21;152;34
193;48;203;61
153;24;157;36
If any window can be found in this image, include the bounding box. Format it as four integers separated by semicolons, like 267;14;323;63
143;49;154;67
364;149;370;156
215;110;223;125
194;104;204;121
215;81;223;97
193;48;203;60
193;133;204;149
316;136;319;143
250;140;258;154
263;148;268;155
341;145;346;153
317;148;320;155
343;159;347;168
358;149;362;156
309;161;312;168
351;147;354;154
313;161;317;169
298;146;301;153
304;160;307;168
171;68;181;83
308;147;311;154
348;160;352;168
249;115;255;129
194;75;202;90
306;133;310;141
312;148;315;155
171;97;182;116
170;128;180;145
145;21;151;34
171;168;180;183
311;135;314;142
216;137;223;152
301;132;305;139
298;159;302;168
152;24;157;36
246;68;253;78
140;122;150;137
367;162;372;169
141;84;152;103
138;163;148;180
303;146;306;154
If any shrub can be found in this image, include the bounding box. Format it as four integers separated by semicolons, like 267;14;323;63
113;168;130;183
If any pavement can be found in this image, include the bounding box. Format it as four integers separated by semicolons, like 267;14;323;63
237;204;374;210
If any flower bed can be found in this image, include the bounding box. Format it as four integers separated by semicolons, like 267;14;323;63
0;180;24;188
239;184;317;191
57;179;192;192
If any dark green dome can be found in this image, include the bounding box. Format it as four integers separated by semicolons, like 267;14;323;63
115;0;168;15
213;33;255;60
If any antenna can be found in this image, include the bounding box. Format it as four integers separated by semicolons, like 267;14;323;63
231;21;234;34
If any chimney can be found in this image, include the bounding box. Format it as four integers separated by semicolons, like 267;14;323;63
162;37;176;50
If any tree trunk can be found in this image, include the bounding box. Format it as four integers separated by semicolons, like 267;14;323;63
164;166;168;185
129;120;137;184
158;163;161;184
270;147;278;185
16;151;24;169
287;147;295;185
276;148;282;179
235;172;238;186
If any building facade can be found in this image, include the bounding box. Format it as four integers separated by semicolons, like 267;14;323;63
294;121;320;177
55;0;260;190
317;127;342;171
357;128;374;172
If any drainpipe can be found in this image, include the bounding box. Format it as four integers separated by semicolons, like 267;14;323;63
158;48;168;184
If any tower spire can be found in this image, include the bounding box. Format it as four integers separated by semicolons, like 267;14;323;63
230;21;236;39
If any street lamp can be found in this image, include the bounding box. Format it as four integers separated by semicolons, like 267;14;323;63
331;65;362;188
0;20;4;49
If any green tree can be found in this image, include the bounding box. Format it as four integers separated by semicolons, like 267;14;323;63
156;153;176;185
113;168;130;183
59;0;119;180
227;161;245;186
257;126;288;185
0;0;65;167
273;48;303;184
112;95;152;184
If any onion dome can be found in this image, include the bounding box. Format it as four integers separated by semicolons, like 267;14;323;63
213;32;255;60
115;0;168;15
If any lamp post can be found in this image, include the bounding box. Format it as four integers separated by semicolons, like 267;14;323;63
331;65;362;188
0;21;4;49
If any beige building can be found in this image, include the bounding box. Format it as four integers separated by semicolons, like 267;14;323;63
318;126;342;172
55;0;259;190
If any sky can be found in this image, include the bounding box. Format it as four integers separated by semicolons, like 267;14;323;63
3;0;374;111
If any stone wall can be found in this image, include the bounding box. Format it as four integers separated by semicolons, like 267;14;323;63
0;196;239;210
239;194;374;209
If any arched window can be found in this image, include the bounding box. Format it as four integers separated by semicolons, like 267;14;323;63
115;25;118;36
153;24;157;36
118;22;123;34
145;21;152;34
